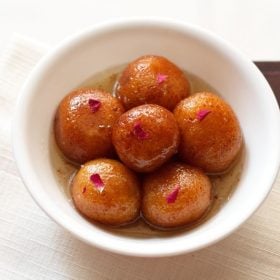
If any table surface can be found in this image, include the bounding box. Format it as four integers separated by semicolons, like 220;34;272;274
1;0;280;61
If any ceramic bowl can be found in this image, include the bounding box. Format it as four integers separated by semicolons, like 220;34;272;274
13;18;280;257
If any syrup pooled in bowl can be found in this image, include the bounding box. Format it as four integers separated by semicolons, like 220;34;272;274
50;65;244;238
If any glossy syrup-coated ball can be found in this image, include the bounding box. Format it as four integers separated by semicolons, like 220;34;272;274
142;162;212;229
174;92;243;173
115;55;190;110
54;88;124;164
71;159;141;226
112;104;180;172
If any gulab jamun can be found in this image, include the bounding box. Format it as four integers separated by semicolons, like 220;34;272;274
54;88;124;164
115;55;190;110
142;162;212;228
174;92;242;173
112;104;180;172
71;158;141;226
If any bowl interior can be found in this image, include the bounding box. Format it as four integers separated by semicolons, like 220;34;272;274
14;20;280;256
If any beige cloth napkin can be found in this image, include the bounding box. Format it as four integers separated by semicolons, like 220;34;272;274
0;35;280;280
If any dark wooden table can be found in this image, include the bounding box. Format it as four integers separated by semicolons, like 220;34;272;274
255;62;280;105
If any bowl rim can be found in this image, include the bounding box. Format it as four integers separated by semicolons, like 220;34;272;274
12;17;280;257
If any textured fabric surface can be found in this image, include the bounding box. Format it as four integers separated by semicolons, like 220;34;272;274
0;35;279;280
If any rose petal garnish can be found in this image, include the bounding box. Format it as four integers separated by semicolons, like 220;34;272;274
197;109;211;121
88;99;101;112
133;121;149;140
82;187;86;193
156;73;168;84
90;173;104;192
166;185;180;203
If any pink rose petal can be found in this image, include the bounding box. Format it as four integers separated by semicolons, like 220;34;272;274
88;99;101;112
133;121;149;140
90;173;104;192
156;73;168;84
166;185;180;203
197;109;211;121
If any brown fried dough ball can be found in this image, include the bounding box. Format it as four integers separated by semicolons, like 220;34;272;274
71;159;141;226
112;104;180;172
142;162;212;228
174;92;242;173
115;55;190;110
54;88;124;164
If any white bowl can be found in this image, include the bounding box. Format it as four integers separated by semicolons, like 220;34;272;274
13;18;280;257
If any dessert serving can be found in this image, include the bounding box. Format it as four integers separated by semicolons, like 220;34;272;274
53;55;243;231
14;19;279;256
